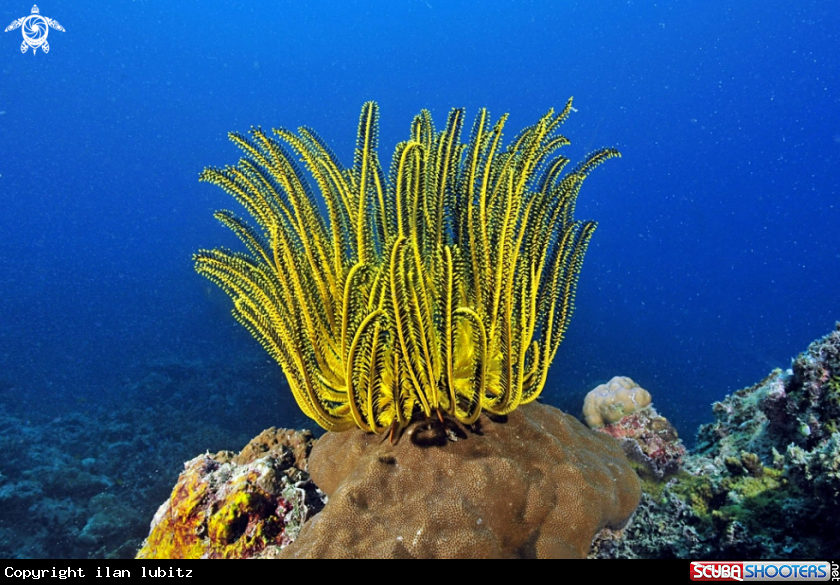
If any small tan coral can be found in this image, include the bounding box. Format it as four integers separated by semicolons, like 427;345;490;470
279;402;640;559
583;376;652;428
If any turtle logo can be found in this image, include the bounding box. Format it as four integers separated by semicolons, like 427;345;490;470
5;5;64;55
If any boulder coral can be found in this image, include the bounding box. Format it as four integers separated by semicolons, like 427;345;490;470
583;376;652;428
278;402;641;559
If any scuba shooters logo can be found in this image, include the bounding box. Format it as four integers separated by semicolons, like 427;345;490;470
691;563;744;581
690;561;834;581
4;5;64;54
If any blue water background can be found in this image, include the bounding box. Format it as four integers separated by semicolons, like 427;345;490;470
1;0;838;441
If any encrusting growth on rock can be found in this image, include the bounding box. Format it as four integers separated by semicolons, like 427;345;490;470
136;429;324;559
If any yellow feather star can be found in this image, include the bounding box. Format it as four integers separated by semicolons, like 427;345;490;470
195;100;619;433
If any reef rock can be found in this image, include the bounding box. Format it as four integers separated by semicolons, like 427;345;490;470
596;406;686;480
582;376;685;480
279;401;641;559
593;323;840;559
136;428;324;559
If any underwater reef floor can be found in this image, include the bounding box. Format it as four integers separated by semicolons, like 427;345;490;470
138;324;840;559
2;326;839;558
0;354;299;558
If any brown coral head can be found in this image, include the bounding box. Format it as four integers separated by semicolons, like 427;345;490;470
280;402;641;559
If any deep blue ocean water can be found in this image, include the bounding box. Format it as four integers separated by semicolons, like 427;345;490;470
1;0;838;444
